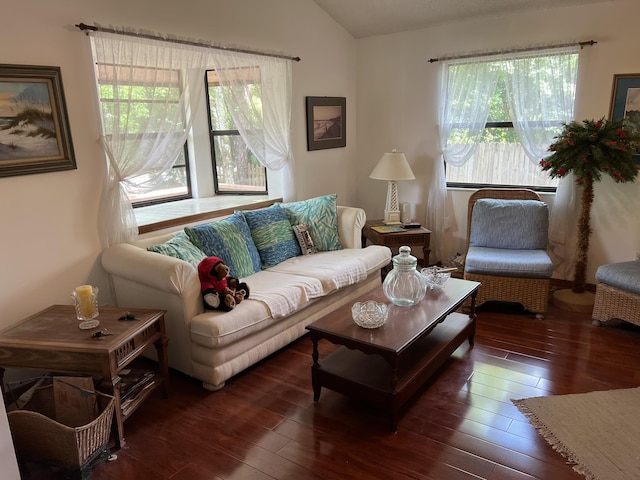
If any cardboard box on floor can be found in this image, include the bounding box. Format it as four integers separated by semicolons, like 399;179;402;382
52;376;98;427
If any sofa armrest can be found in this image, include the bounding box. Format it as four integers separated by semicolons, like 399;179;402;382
101;243;200;295
337;206;366;249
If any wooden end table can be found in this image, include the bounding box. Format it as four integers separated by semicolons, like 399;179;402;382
306;278;479;432
362;220;431;267
0;305;169;449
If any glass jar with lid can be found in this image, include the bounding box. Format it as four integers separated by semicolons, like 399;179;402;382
383;246;427;307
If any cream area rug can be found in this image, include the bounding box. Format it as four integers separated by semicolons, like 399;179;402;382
513;387;640;480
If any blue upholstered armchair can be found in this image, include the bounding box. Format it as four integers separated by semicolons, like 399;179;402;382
463;189;554;318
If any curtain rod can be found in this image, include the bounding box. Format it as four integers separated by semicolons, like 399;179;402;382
75;23;301;62
428;40;596;63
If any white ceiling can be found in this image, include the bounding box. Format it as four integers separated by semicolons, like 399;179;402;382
312;0;614;38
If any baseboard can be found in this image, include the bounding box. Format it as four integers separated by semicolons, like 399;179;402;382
550;278;596;293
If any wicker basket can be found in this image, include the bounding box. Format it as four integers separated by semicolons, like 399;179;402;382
7;385;114;471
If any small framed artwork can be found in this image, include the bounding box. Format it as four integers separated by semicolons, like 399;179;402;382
0;64;76;177
609;73;640;164
306;96;346;151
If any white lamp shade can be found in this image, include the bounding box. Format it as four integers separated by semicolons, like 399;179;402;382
369;151;415;181
370;150;415;224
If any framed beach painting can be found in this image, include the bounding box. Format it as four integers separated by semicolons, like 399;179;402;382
609;73;640;165
0;64;76;177
306;96;346;151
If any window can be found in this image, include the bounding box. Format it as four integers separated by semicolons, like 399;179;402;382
90;31;292;247
442;48;578;191
96;65;192;206
205;69;267;194
446;76;558;190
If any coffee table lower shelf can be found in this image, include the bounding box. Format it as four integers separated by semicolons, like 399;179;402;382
311;312;473;432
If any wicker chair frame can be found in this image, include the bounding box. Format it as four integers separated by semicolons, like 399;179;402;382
463;188;551;318
592;282;640;327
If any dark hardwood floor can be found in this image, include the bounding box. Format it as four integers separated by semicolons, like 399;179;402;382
22;302;640;479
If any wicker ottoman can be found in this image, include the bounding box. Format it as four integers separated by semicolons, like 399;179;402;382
592;261;640;327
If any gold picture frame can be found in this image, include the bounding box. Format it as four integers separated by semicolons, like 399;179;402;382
0;64;76;177
609;73;640;165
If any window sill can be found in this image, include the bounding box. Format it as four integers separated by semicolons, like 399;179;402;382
135;195;282;234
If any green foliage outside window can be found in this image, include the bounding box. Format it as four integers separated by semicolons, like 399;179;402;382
206;72;266;194
446;53;578;189
97;75;190;205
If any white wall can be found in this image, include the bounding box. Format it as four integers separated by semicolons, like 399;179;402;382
0;0;357;329
356;0;640;282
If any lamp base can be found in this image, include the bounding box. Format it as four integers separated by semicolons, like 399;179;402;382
383;210;402;225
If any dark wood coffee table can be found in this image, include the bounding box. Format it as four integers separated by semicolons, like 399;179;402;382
306;278;480;432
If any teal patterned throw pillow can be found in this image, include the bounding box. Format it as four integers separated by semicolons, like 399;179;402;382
184;212;261;278
241;204;301;268
281;194;342;251
146;231;206;268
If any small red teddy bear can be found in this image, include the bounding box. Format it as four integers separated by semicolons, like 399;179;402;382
197;256;250;311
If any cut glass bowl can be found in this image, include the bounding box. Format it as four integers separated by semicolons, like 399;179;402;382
421;267;451;290
352;300;389;329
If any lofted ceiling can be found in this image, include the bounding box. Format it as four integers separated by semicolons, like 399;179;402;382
312;0;614;38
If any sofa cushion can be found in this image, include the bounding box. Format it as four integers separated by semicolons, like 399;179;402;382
330;245;392;274
465;246;554;278
191;270;324;346
184;212;261;278
146;231;206;268
281;194;342;251
191;298;275;350
242;270;325;318
269;246;391;293
190;247;391;349
596;261;640;295
270;252;366;294
470;199;549;250
241;204;301;268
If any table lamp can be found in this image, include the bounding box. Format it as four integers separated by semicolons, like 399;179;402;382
369;149;415;224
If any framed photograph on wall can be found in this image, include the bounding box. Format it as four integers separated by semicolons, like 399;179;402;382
0;64;76;177
306;96;346;151
609;73;640;164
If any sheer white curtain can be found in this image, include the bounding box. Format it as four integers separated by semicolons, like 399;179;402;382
504;46;579;279
505;47;579;163
91;31;211;246
90;32;295;247
210;53;295;201
547;177;579;279
427;59;499;262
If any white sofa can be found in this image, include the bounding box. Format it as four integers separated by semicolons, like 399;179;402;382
101;205;391;390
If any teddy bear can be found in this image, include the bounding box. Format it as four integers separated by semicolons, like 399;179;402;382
197;256;250;311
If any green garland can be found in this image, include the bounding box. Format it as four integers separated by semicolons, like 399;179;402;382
539;117;639;184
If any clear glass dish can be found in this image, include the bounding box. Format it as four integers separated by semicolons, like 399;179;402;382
420;267;451;290
352;300;389;329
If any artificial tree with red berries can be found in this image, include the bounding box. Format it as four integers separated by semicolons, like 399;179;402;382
540;117;639;294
